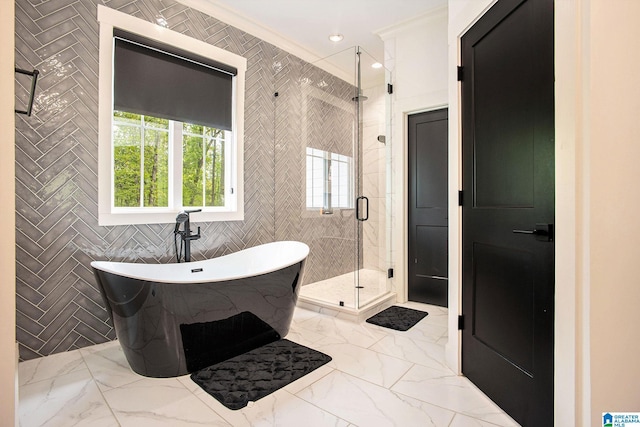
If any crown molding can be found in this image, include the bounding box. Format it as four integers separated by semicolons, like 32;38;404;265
375;4;448;40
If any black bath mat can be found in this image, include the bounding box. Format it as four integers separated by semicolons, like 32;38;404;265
366;306;429;331
190;339;332;410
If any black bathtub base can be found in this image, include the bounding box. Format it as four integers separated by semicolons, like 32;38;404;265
92;262;304;378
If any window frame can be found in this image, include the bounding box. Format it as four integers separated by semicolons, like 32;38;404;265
305;147;354;213
111;113;234;211
97;5;246;226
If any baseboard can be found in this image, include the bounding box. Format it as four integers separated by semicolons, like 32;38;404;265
297;292;397;323
15;341;19;427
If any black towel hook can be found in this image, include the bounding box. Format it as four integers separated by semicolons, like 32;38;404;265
15;67;39;116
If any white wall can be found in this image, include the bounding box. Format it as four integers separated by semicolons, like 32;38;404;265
588;0;640;423
1;0;17;423
550;0;640;424
377;5;448;303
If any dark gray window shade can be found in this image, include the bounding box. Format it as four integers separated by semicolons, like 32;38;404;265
113;30;236;131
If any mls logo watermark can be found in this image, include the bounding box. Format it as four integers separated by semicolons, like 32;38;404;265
603;413;640;427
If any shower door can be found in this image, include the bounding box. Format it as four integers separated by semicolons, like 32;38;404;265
275;46;391;310
354;47;392;309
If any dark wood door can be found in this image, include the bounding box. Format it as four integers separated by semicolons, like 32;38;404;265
461;0;554;425
408;109;448;307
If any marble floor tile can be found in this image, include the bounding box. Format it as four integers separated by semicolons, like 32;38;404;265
369;333;452;371
285;324;328;348
79;340;142;392
193;387;349;427
427;310;449;326
291;306;325;324
391;364;520;426
450;413;515;427
296;370;456;427
314;341;413;388
282;363;335;395
18;348;87;386
176;373;201;393
404;320;448;342
19;303;520;427
295;313;386;349
19;370;117;427
102;377;230;426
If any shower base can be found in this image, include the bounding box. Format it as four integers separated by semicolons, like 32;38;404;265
297;268;396;322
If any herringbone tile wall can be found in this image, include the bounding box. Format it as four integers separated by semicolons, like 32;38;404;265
274;55;362;286
14;0;358;360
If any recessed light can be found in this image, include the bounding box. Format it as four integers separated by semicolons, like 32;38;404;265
372;62;383;69
328;34;344;42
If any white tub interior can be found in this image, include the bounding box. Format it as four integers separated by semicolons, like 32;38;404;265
91;241;309;284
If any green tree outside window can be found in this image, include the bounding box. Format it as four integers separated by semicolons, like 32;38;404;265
113;111;226;209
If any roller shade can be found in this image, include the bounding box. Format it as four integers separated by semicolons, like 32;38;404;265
113;30;236;130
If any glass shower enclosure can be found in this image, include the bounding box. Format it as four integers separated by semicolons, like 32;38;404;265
274;46;392;312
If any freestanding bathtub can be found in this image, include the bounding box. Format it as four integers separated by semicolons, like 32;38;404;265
91;241;309;378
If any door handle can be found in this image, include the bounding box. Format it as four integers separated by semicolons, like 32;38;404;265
356;196;369;221
512;223;554;242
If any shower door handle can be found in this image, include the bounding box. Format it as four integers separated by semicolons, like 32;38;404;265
356;196;369;221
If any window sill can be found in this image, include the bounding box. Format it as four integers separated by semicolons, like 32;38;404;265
301;208;355;220
98;209;244;226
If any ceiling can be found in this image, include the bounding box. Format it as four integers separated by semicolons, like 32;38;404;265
186;0;446;81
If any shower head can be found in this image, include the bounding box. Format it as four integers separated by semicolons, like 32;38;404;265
176;212;189;223
174;211;189;233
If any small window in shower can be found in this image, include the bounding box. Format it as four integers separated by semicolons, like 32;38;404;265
306;147;353;213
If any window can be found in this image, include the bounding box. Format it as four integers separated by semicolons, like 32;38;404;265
181;122;228;208
111;112;231;209
306;147;353;213
112;112;170;208
97;6;246;225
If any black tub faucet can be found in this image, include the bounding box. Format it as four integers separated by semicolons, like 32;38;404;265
174;209;201;262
